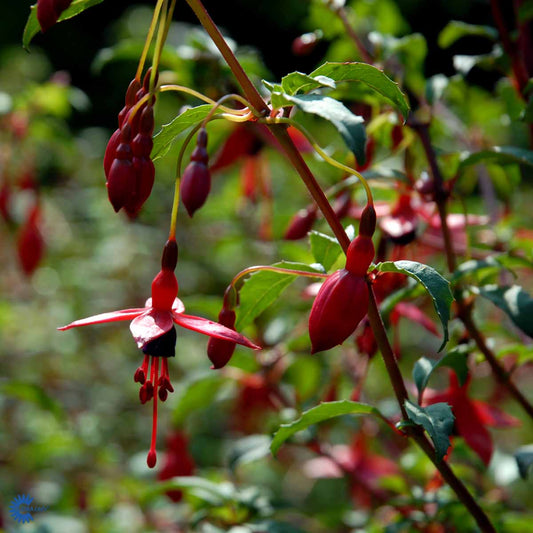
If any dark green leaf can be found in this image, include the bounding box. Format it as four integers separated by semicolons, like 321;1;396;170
310;62;410;120
375;261;454;351
271;400;382;455
515;445;533;479
23;0;104;50
413;346;470;396
309;231;342;271
152;104;213;160
477;285;533;338
270;93;366;163
405;400;454;461
236;262;324;330
438;21;498;49
227;435;271;472
280;72;336;95
459;146;533;170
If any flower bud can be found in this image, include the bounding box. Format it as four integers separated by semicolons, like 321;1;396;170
345;235;374;276
104;128;121;178
359;203;376;238
17;203;44;276
284;207;317;240
207;308;237;369
37;0;59;32
292;32;321;56
180;161;211;217
309;269;369;353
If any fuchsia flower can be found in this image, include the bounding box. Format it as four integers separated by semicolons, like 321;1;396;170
59;239;260;467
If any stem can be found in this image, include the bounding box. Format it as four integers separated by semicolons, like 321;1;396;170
186;3;497;529
184;0;270;116
267;116;374;205
149;0;170;94
413;121;533;421
410;431;497;533
459;307;533;419
268;125;351;251
490;0;529;95
159;85;250;113
329;1;373;63
136;0;165;81
366;284;409;419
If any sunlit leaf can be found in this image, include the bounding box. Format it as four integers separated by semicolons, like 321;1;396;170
309;231;342;271
310;62;410;120
404;400;454;461
270;93;367;163
271;400;383;455
280;72;336;95
23;0;104;50
227;435;271;472
374;261;454;351
236;261;324;330
459;146;533;170
438;21;498;49
152;104;213;160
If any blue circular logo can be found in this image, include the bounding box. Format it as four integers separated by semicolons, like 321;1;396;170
9;494;34;524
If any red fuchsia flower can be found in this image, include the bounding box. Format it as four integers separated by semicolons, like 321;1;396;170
158;430;195;502
309;232;374;353
59;239;260;467
304;433;399;509
379;193;419;246
17;202;45;276
423;372;520;465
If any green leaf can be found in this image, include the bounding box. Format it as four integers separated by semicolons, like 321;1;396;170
0;381;65;420
404;400;454;461
515;445;533;479
374;261;454;351
451;256;510;283
477;285;533;338
459;146;533;170
172;373;227;425
280;72;336;95
438;21;498;49
151;104;214;160
227;435;272;472
23;0;104;50
270;93;367;163
310;62;410;120
413;345;470;396
309;231;342;271
236;262;324;330
270;400;382;456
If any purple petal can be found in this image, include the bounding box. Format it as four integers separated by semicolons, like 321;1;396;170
173;312;261;350
58;308;146;331
130;309;174;349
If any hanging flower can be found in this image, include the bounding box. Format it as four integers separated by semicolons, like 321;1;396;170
59;239;260;467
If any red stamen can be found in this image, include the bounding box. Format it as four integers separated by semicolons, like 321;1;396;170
134;354;150;383
147;356;160;468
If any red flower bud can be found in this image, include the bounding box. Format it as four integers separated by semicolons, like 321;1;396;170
391;124;403;149
17;203;45;276
104;128;121;178
345;236;374;276
292;32;321;56
37;0;59;32
180;161;211;217
125;156;155;217
284;207;317;240
207;308;237;369
309;269;369;353
355;319;377;357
